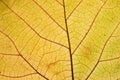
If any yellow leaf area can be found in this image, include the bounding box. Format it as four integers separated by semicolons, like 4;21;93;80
0;0;120;80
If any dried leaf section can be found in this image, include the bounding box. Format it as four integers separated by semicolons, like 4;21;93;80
0;0;120;80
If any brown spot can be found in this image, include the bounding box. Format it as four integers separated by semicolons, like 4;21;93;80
82;44;92;59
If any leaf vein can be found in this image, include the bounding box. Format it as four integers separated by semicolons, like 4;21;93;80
67;0;83;20
63;0;74;80
32;0;66;31
0;30;49;80
72;0;107;55
0;0;68;49
0;73;37;78
85;18;120;80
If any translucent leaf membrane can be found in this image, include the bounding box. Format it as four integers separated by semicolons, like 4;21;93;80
0;0;120;80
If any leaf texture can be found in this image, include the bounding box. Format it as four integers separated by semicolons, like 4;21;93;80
0;0;120;80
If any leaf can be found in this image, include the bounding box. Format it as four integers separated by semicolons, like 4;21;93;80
0;0;120;80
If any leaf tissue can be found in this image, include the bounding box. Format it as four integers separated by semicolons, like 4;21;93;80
0;0;120;80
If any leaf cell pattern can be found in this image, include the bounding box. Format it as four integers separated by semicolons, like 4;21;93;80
0;0;120;80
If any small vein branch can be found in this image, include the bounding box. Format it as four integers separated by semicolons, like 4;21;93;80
56;0;63;6
32;0;66;31
63;0;74;80
100;55;120;62
0;30;49;80
67;0;83;20
0;53;19;56
0;0;68;49
85;19;120;80
0;73;37;78
72;0;106;55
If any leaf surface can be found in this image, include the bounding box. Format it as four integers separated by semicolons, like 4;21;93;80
0;0;120;80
